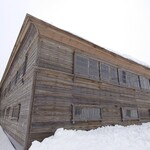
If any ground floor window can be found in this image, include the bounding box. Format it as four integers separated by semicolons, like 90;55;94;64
72;104;102;123
121;107;139;121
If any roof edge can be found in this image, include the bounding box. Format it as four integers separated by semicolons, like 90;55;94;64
25;14;150;72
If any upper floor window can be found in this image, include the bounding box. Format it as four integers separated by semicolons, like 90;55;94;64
74;54;99;80
100;63;109;81
139;76;150;90
74;55;88;77
100;63;118;84
89;59;99;80
118;70;128;85
122;71;126;83
23;54;28;76
128;72;140;88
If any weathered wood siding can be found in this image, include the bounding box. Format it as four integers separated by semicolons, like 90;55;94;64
0;24;38;149
1;15;150;150
29;37;150;144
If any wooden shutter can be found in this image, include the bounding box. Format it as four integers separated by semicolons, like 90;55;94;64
73;105;101;123
122;107;139;120
110;66;118;84
74;55;89;77
128;73;140;88
118;69;127;85
89;59;99;80
12;104;21;121
139;76;150;90
100;63;109;81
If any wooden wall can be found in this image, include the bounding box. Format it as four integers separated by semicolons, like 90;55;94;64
0;23;38;149
1;15;150;149
28;37;150;146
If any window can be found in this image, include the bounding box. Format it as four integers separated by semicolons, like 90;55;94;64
6;107;11;118
121;107;139;121
118;70;128;85
12;104;21;121
128;73;140;88
2;108;6;118
23;54;28;76
126;109;131;117
100;63;109;81
100;63;118;84
74;55;88;77
89;59;99;80
74;54;99;80
110;66;118;84
122;71;126;83
72;105;101;123
139;76;150;90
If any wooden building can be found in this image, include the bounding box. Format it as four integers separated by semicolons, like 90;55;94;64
0;14;150;150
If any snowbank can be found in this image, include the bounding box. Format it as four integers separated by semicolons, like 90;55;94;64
0;126;15;150
29;123;150;150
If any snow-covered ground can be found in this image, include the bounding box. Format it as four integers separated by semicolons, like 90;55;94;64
29;123;150;150
1;123;150;150
0;126;15;150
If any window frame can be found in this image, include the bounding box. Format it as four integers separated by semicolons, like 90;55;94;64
23;54;28;76
74;53;99;81
121;107;139;121
11;104;21;121
6;107;11;118
72;104;102;124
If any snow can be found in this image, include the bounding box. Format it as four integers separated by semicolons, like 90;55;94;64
104;47;150;69
0;126;15;150
29;123;150;150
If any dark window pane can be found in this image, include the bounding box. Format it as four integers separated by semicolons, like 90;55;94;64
118;70;127;85
122;71;126;83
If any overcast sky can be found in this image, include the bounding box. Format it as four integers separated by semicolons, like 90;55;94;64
0;0;150;81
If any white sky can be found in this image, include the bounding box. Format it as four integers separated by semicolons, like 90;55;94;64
0;0;150;81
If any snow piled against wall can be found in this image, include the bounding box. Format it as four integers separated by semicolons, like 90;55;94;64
0;126;15;150
29;123;150;150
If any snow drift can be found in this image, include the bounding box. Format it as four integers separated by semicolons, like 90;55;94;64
29;123;150;150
